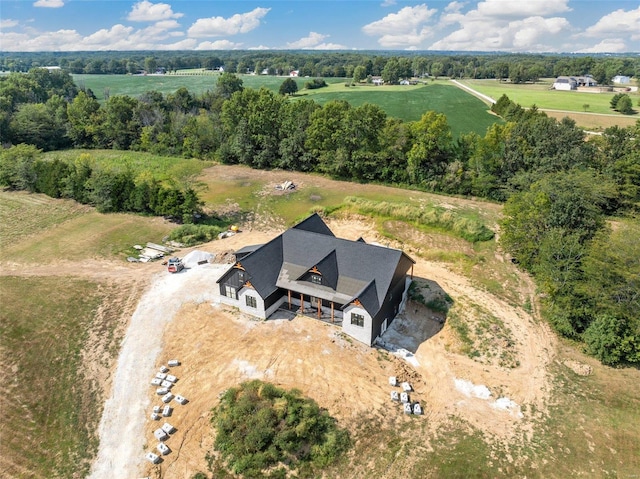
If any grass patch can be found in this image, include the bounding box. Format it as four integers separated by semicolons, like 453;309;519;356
0;191;175;263
0;190;89;248
0;276;107;478
447;300;519;368
343;196;494;243
41;149;211;185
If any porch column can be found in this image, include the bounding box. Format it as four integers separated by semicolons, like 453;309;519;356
288;290;292;310
300;293;304;312
331;302;334;323
411;264;414;279
317;298;321;320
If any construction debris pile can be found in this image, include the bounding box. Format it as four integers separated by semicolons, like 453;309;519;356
144;359;189;465
389;376;423;416
128;242;177;263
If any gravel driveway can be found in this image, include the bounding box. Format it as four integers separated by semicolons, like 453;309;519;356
87;264;226;479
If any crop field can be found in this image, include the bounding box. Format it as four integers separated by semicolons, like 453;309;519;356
303;82;501;137
72;74;500;136
72;73;344;101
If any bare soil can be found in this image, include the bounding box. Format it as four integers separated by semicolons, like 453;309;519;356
3;216;554;478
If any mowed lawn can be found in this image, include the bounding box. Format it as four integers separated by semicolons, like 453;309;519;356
460;78;640;115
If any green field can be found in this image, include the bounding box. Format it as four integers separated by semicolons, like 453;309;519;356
72;73;344;101
460;78;640;115
72;74;500;137
302;82;500;137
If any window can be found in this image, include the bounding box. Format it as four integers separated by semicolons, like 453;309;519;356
238;271;245;281
310;274;322;285
351;313;365;327
245;296;257;308
224;285;236;299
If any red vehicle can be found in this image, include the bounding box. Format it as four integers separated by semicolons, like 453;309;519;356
167;257;184;273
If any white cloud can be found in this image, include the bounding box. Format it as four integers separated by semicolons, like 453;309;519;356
362;4;437;35
427;0;579;52
81;25;134;46
430;15;571;52
311;42;348;50
127;0;183;22
195;39;244;50
286;32;328;49
381;0;397;6
476;0;571;18
444;2;465;14
188;7;270;38
577;38;628;54
1;19;19;29
584;7;640;40
362;4;437;47
33;0;64;7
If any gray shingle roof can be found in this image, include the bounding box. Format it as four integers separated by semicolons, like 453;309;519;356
227;213;413;316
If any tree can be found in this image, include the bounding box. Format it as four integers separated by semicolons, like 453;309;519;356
406;111;453;187
616;95;633;114
0;143;41;191
215;72;243;100
9;102;68;151
500;170;614;271
101;95;140;150
353;65;367;83
279;77;298;96
66;91;101;148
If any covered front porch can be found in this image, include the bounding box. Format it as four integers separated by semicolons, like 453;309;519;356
281;290;344;325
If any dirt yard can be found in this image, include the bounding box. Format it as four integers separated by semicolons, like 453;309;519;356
75;216;555;478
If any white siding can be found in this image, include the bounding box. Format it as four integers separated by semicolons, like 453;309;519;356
341;305;372;345
238;289;267;319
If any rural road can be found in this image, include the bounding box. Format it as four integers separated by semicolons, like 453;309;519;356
87;264;225;479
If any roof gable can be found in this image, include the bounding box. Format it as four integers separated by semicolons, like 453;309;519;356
291;213;335;236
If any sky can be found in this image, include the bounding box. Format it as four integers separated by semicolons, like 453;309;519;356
1;0;639;53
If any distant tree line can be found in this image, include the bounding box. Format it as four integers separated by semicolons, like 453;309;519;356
2;51;639;85
1;67;638;364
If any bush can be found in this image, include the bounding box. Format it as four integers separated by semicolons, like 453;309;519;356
168;222;228;246
210;380;349;478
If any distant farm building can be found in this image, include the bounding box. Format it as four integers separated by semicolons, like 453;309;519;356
216;214;415;346
553;75;598;90
612;75;631;84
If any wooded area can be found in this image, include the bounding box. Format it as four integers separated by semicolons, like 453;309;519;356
0;61;638;365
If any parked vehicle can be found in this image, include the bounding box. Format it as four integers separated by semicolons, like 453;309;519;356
167;257;184;273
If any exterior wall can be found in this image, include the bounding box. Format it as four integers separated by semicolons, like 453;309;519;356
238;288;267;319
553;82;573;91
342;305;373;345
